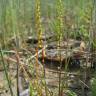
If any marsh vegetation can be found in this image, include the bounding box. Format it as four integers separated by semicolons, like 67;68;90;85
0;0;96;96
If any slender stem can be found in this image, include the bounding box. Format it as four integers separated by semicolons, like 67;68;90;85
0;49;14;96
42;47;48;96
14;49;20;96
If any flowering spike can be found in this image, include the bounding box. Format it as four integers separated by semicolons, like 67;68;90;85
35;0;43;48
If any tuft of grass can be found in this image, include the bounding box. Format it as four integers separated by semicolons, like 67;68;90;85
91;78;96;96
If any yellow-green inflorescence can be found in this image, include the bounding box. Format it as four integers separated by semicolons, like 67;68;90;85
56;0;64;48
35;0;43;48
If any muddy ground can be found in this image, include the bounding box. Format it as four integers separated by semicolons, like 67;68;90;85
0;39;95;96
